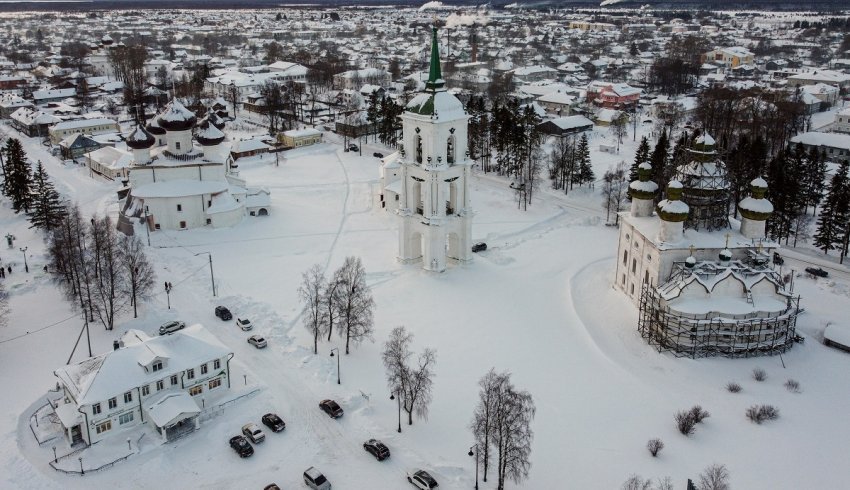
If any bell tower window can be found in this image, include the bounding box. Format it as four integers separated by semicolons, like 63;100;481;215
415;135;423;164
447;136;455;164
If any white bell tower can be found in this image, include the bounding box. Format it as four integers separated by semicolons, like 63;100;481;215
396;26;472;272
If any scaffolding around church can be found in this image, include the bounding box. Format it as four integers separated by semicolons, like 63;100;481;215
636;261;802;359
674;143;731;232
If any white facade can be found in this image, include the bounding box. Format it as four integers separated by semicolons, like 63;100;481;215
387;28;472;272
52;325;233;447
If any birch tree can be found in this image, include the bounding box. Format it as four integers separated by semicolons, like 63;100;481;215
334;256;374;354
382;326;437;426
298;264;327;354
121;235;155;318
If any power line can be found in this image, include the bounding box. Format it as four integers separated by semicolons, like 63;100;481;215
0;313;79;344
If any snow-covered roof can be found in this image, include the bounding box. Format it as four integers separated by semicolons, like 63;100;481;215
133;179;229;199
51;118;117;131
54;324;231;406
206;191;241;214
145;392;201;428
791;132;850;150
547;115;593;130
405;90;466;121
824;324;850;349
283;128;322;138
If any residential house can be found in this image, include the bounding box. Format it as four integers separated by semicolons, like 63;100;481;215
333;68;391;90
51;325;233;447
32;88;77;105
701;47;755;69
834;107;850;134
59;134;104;160
49;118;120;144
790;132;850;164
537;115;594;137
787;70;850;92
9;107;61;137
279;128;323;148
586;81;640;109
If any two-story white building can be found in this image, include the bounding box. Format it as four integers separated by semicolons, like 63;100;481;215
52;324;233;447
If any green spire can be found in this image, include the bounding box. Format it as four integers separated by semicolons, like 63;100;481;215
426;26;444;91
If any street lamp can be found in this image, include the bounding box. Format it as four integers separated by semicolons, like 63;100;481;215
164;281;172;309
390;390;401;433
52;446;57;464
78;456;84;475
194;252;216;297
329;347;340;385
19;246;28;273
468;444;479;490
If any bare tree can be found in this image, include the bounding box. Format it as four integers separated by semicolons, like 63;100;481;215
334;256;374;354
610;113;629;152
602;162;629;225
0;281;8;329
298;264;327;354
697;464;730;490
121;235;155;318
88;215;126;330
647;438;664;457
491;374;536;490
381;326;436;426
655;477;674;490
622;474;652;490
470;369;507;482
324;267;343;342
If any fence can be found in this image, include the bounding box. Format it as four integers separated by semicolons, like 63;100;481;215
199;388;260;423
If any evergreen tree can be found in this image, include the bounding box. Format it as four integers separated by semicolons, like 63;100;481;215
814;160;850;254
28;161;67;231
649;130;670;192
804;146;826;214
630;136;650;183
576;134;594;186
3;138;33;213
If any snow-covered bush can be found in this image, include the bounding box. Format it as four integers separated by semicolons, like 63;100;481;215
752;368;767;382
675;410;696;436
784;379;801;393
746;404;780;424
689;405;710;423
726;382;742;393
647;438;664;457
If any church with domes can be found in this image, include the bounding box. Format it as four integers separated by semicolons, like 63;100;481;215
118;99;270;235
615;133;802;358
380;27;472;272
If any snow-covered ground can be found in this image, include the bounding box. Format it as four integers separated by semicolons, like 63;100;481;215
2;120;850;489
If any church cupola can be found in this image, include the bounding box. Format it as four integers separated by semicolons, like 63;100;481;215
738;177;773;240
208;111;226;131
629;162;658;218
158;99;197;156
657;180;689;243
126;124;155;165
146;118;166;146
196;117;225;147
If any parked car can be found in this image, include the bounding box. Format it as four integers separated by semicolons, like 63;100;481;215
319;399;344;418
229;435;254;458
348;144;358;152
806;267;829;278
373;152;384;158
159;321;186;335
236;318;253;331
215;306;232;321
407;469;438;489
263;485;280;490
248;335;267;349
773;252;784;265
241;423;265;443
363;439;390;461
472;242;487;253
303;466;332;490
261;413;286;432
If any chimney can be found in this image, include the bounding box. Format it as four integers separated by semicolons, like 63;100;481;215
113;340;120;351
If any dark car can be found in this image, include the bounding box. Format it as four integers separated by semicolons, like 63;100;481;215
773;252;784;265
472;242;487;253
363;439;390;461
229;435;254;458
805;267;828;278
348;144;359;152
373;152;384;158
262;413;286;432
319;399;344;418
264;485;281;490
215;306;232;321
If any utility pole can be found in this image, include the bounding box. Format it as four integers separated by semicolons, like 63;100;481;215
195;252;216;296
143;205;151;246
164;281;172;309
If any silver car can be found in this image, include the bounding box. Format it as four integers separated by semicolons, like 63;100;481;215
159;321;186;335
303;467;331;490
247;335;267;349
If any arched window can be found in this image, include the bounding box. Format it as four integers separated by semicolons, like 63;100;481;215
446;136;455;164
415;135;423;164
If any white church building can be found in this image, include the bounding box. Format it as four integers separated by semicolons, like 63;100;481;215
380;26;473;272
615;134;802;358
118;100;269;234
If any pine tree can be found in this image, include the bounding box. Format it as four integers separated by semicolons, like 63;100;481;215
814;160;850;254
3;138;33;213
28;161;67;231
649;130;669;191
630;136;650;183
805;146;826;214
576;134;594;186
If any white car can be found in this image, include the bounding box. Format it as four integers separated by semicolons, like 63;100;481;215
241;423;265;443
407;470;438;489
236;318;253;331
247;335;267;349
